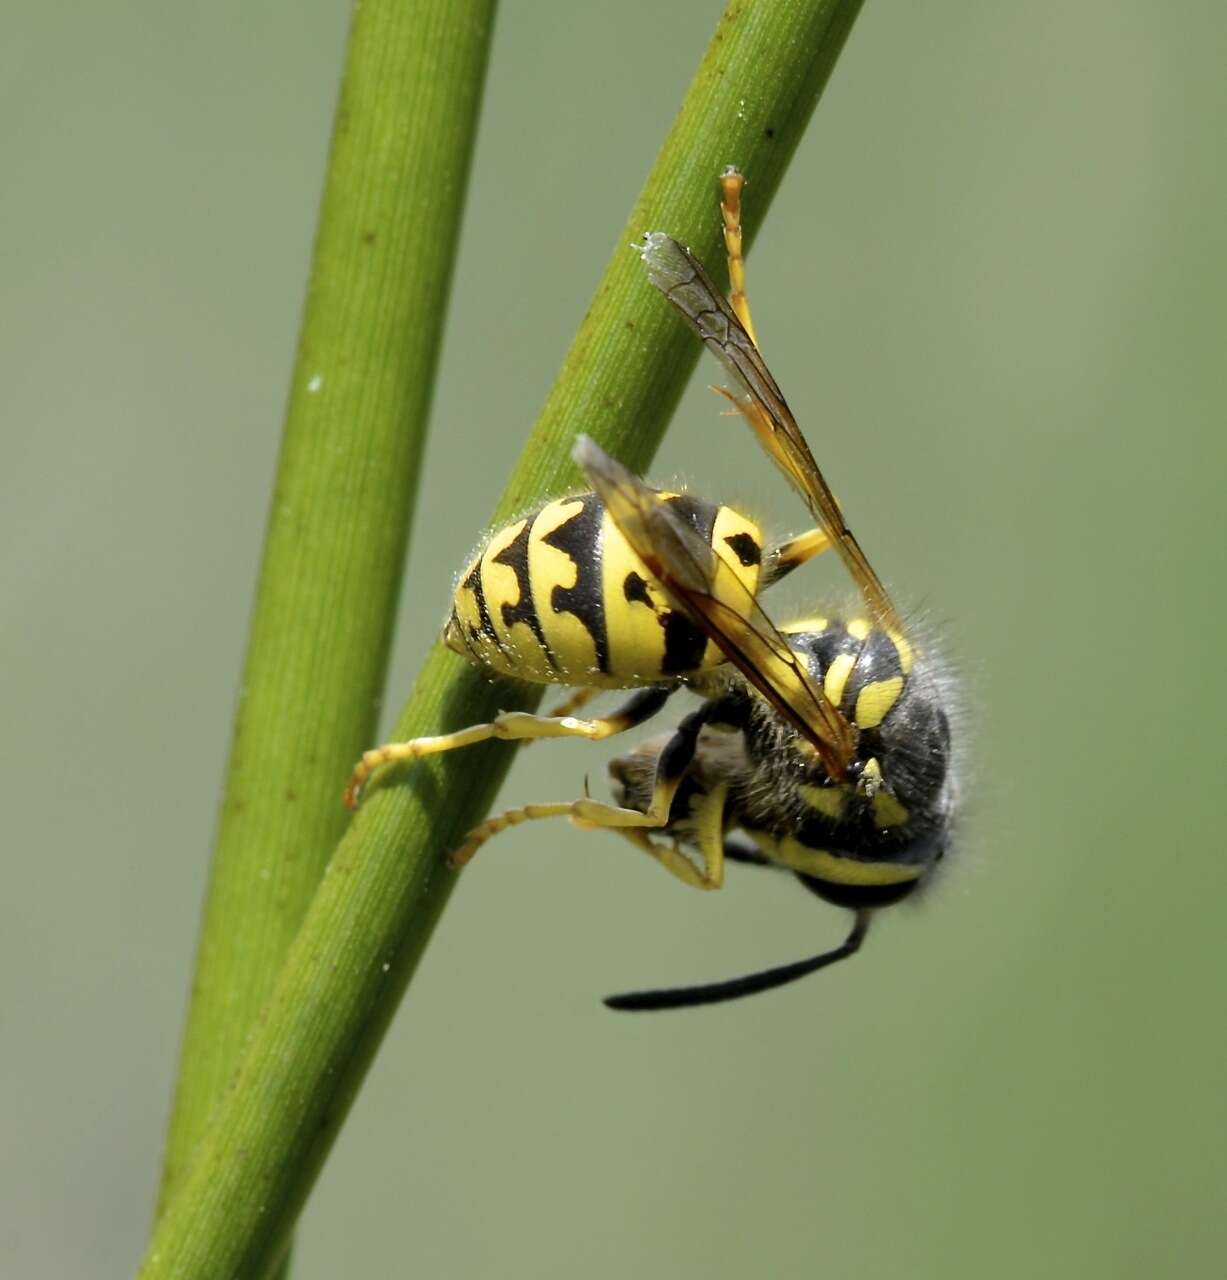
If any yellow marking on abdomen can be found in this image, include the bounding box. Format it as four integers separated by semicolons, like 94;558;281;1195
481;519;553;681
705;505;764;666
449;557;484;645
711;506;763;592
798;783;848;820
599;511;674;684
599;502;763;684
529;498;599;682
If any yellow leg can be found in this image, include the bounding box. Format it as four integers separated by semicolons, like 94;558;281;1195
687;781;728;888
609;830;715;891
449;786;682;869
602;779;729;890
344;686;672;809
720;166;758;346
544;686;600;719
450;703;714;868
519;688;606;750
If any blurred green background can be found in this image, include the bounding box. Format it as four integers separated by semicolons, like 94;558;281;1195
4;2;1225;1276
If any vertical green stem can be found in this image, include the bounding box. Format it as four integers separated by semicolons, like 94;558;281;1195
142;2;865;1276
155;0;496;1223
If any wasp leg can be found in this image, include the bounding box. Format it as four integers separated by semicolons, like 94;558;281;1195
523;687;651;751
609;778;731;890
344;685;672;810
449;704;712;868
720;166;757;346
543;686;601;719
763;527;833;588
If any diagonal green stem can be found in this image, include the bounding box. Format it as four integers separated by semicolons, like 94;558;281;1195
154;0;497;1229
141;2;865;1276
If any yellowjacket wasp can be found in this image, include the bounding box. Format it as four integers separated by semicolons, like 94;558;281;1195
347;170;955;1010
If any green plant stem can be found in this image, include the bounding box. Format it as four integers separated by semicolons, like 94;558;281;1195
154;0;496;1225
141;2;865;1276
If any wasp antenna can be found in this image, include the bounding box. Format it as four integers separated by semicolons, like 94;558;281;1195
603;911;870;1012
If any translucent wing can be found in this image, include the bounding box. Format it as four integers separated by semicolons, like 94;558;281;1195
639;232;900;633
574;436;856;780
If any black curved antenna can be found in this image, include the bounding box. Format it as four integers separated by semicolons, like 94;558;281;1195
603;911;870;1012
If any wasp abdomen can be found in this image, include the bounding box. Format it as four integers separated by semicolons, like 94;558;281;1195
444;492;764;688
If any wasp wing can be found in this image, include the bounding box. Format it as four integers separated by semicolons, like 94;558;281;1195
639;232;900;633
574;436;856;779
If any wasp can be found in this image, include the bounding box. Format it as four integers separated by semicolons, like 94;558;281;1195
346;169;956;1010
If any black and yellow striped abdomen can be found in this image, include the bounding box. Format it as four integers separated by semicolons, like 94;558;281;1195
444;492;764;688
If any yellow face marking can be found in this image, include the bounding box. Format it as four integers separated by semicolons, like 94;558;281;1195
846;618;871;641
855;676;904;730
823;653;855;707
872;789;910;828
798;783;848;820
858;757;909;828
